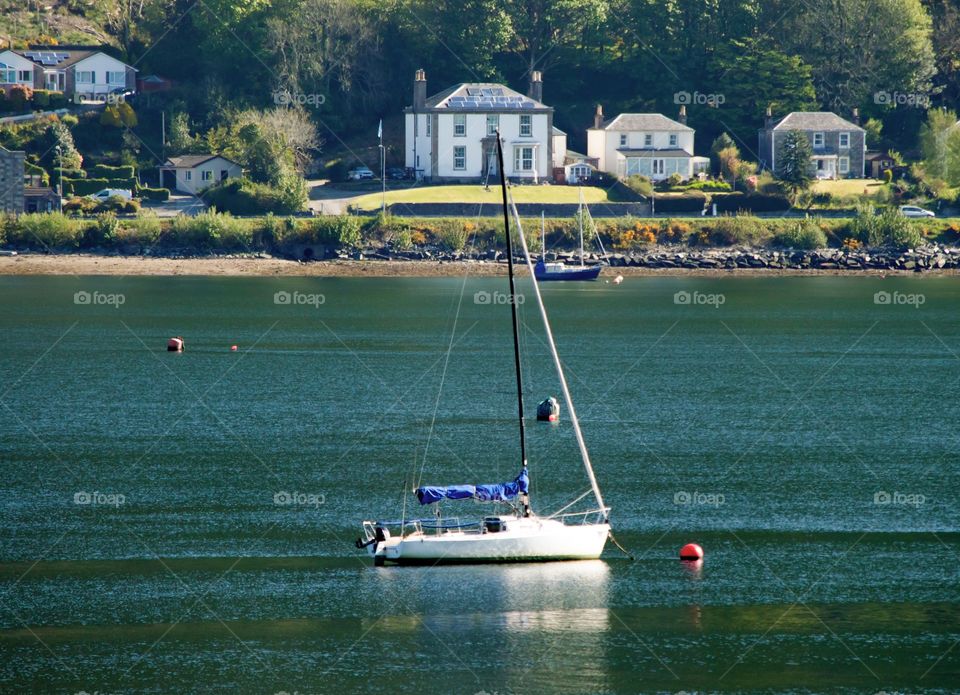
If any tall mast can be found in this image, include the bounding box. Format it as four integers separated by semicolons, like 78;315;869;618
506;194;607;518
496;132;527;469
578;187;584;264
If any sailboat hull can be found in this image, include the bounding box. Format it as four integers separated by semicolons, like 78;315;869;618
370;518;610;565
534;262;602;282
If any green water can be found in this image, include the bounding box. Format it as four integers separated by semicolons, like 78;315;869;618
0;274;958;694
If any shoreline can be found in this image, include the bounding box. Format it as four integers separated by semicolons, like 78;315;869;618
2;253;959;277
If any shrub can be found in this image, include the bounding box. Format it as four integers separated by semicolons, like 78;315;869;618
8;85;33;111
24;161;49;186
432;219;470;250
666;172;684;188
846;204;924;249
706;215;771;246
623;175;653;198
88;164;136;179
119;213;162;247
202;177;304;215
63;196;98;214
292;216;363;248
13;212;82;249
138;187;170;201
168;210;252;249
81;212;120;247
680;179;732;192
33;90;51;108
772;218;828;249
883;169;893;184
62;177;110;197
49;92;68;109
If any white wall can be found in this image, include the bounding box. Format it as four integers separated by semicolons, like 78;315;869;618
174;158;242;195
423;111;550;180
552;132;566;168
71;53;130;96
405;113;432;177
0;51;34;86
590;127;694;178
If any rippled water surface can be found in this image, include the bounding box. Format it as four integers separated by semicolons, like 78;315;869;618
1;274;958;693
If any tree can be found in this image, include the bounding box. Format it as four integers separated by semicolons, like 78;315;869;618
775;0;935;110
167;112;198;155
864;118;884;150
710;133;736;176
45;121;82;170
776;129;814;198
502;0;609;74
918;108;960;186
704;39;817;149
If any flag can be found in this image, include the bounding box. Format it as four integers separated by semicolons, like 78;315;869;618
377;119;382;142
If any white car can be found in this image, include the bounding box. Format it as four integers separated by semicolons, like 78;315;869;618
88;188;133;202
898;205;935;218
348;167;374;181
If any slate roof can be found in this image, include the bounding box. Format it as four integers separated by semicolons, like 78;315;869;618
594;113;693;132
770;112;864;132
163;155;240;168
418;83;549;111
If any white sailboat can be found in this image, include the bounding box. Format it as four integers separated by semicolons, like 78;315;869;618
356;132;610;565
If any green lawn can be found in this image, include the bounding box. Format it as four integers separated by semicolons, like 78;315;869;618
350;184;611;211
812;179;887;197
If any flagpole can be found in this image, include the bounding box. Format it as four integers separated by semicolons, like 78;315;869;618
378;119;385;216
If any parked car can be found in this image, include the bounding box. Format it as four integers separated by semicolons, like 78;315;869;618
386;167;407;180
898;205;935;218
87;188;133;202
348;166;374;181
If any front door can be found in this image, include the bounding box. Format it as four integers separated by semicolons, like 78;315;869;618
44;72;64;91
652;159;665;178
220;169;228;181
486;151;498;179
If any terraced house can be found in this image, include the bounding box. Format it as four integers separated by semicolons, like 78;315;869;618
404;69;560;183
758;111;866;179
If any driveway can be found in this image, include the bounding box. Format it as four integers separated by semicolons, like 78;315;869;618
141;194;208;217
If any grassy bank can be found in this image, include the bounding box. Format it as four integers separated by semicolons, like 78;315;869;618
349;184;613;211
2;210;959;255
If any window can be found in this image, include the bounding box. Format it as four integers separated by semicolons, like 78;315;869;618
669;133;678;147
454;113;466;137
185;171;192;181
839;156;850;174
619;133;627;147
77;71;94;83
0;63;15;82
453;145;466;170
486;114;499;137
514;146;534;171
644;134;653;147
107;71;125;85
520;115;531;137
201;170;213;181
839;132;850;149
652;159;665;175
813;132;824;148
19;70;31;82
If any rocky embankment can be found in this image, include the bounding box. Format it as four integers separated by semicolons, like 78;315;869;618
339;244;960;272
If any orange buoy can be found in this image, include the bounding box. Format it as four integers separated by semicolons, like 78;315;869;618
679;543;703;561
230;345;238;352
167;337;184;352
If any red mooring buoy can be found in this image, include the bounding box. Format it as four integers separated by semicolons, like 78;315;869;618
230;345;238;352
679;543;704;561
167;337;184;352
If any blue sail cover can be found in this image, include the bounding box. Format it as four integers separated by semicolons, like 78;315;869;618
415;468;529;505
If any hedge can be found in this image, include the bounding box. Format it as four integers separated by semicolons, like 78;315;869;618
713;193;791;213
62;177;136;196
653;193;707;213
139;187;170;201
88;164;136;179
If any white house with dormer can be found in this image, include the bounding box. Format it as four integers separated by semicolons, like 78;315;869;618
404;69;555;183
0;47;136;101
587;106;708;181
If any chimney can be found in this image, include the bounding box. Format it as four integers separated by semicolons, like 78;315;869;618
593;104;604;129
528;70;543;103
764;106;774;129
851;107;860;126
413;69;426;111
678;105;687;125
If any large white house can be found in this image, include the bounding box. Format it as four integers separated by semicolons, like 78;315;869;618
404;70;555;183
0;46;136;101
587;106;708;181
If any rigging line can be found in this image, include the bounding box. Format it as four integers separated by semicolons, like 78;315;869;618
506;186;607;518
416;156;493;490
545;488;594;519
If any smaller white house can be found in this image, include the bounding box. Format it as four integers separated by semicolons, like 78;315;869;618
587;106;708;181
562;152;597;185
158;155;242;195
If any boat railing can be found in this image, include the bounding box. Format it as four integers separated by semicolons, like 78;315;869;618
554;507;611;525
364;517;480;539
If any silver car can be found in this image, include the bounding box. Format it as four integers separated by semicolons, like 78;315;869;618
898;205;935;218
